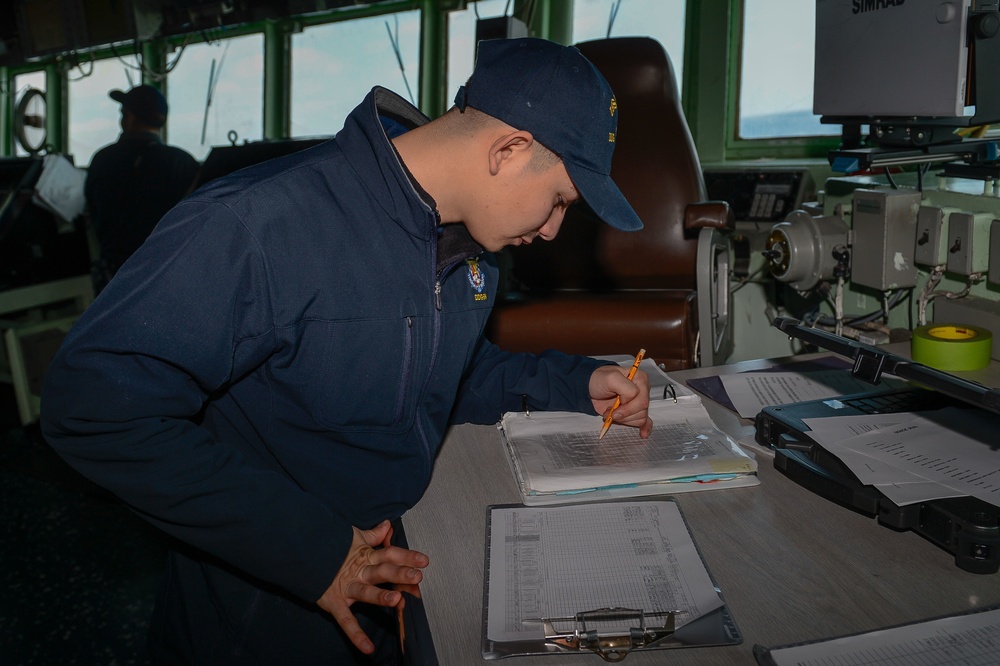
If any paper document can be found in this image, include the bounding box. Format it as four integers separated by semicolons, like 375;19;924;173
483;501;740;659
806;407;1000;508
32;154;86;226
801;413;965;506
500;399;758;504
721;370;903;419
757;605;1000;666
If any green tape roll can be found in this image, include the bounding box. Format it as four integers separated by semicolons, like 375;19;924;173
911;323;993;371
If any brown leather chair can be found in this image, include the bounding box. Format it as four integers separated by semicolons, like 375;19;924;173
486;37;733;370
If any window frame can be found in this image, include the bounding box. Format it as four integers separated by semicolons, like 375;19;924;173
723;0;839;161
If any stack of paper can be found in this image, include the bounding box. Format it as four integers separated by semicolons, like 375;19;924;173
801;406;1000;509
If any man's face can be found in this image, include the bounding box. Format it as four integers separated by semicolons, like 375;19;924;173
468;156;580;252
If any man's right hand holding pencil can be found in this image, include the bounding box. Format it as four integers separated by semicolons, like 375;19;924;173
589;357;653;440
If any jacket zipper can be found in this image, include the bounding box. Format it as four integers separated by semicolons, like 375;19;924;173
415;211;443;463
394;316;413;423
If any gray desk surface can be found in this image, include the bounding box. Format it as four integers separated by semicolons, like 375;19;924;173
403;352;1000;665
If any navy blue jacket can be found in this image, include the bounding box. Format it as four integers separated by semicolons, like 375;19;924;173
41;87;604;608
86;131;199;275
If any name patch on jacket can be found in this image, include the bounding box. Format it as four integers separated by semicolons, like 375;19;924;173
466;259;487;301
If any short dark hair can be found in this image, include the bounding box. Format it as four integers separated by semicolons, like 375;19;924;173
452;106;562;173
526;140;561;173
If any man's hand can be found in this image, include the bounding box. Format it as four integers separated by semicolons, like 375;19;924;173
316;519;429;655
589;364;653;438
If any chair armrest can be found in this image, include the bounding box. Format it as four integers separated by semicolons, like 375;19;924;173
684;201;734;234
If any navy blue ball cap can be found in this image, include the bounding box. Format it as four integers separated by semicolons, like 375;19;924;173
110;84;168;128
454;37;643;232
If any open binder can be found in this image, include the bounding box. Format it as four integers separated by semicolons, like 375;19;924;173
498;359;758;505
481;500;742;660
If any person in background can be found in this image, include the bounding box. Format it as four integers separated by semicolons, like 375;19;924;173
85;84;199;293
42;38;652;664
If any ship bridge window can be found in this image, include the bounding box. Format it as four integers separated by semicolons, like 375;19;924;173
68;55;141;167
572;0;686;89
738;0;838;140
167;33;265;162
291;10;421;139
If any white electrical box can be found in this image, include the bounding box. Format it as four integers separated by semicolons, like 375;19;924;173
851;189;921;290
946;211;993;276
988;218;1000;284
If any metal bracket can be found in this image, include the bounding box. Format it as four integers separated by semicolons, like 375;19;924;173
531;607;681;662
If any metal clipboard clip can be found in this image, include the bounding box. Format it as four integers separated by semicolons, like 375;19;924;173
527;607;683;662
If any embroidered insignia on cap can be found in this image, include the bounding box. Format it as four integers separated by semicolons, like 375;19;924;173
608;97;618;143
467;259;485;293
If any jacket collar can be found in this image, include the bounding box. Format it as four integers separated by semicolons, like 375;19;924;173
337;87;437;241
119;130;163;144
338;88;484;266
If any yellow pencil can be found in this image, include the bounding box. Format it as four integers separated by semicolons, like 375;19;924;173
599;348;645;440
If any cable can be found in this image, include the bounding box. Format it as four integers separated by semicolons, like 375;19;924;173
161;37;193;76
834;276;844;336
729;263;767;295
109;37;190;83
199;29;223;47
916;266;944;325
847;288;906;326
65;52;96;81
916;162;931;192
807;287;908;329
917;269;984;325
906;287;914;330
110;42;143;73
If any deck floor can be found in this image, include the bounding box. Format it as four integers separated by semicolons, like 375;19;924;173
0;386;168;665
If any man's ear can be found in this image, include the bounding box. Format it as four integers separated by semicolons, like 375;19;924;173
487;130;534;176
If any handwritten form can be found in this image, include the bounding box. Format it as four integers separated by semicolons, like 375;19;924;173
764;606;1000;665
485;501;724;644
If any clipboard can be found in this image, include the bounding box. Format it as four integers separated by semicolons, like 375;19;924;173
481;499;742;661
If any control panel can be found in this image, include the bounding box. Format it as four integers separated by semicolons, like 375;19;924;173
704;168;812;223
